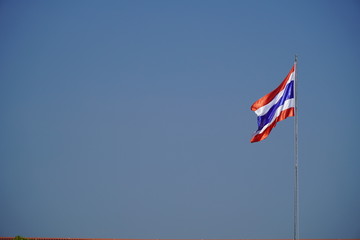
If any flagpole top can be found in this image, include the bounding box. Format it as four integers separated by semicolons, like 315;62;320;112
294;55;298;63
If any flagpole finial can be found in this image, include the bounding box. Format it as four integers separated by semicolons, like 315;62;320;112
295;54;298;63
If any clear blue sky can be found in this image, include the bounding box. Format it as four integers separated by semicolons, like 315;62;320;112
1;0;360;239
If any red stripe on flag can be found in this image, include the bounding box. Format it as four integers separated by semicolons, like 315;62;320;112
250;107;295;143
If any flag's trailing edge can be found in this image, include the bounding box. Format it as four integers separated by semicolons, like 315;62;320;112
250;65;296;143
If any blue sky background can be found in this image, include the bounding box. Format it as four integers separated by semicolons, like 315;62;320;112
1;0;360;239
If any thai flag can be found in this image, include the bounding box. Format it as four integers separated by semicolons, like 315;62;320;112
250;65;296;143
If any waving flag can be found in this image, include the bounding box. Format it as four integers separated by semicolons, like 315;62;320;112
250;65;296;142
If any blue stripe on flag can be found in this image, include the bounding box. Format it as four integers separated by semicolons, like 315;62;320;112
256;81;294;131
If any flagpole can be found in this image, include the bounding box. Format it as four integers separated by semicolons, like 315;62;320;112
293;55;299;240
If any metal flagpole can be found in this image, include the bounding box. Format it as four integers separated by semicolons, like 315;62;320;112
293;55;299;240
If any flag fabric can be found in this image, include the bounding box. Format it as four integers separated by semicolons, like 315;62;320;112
250;65;296;143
